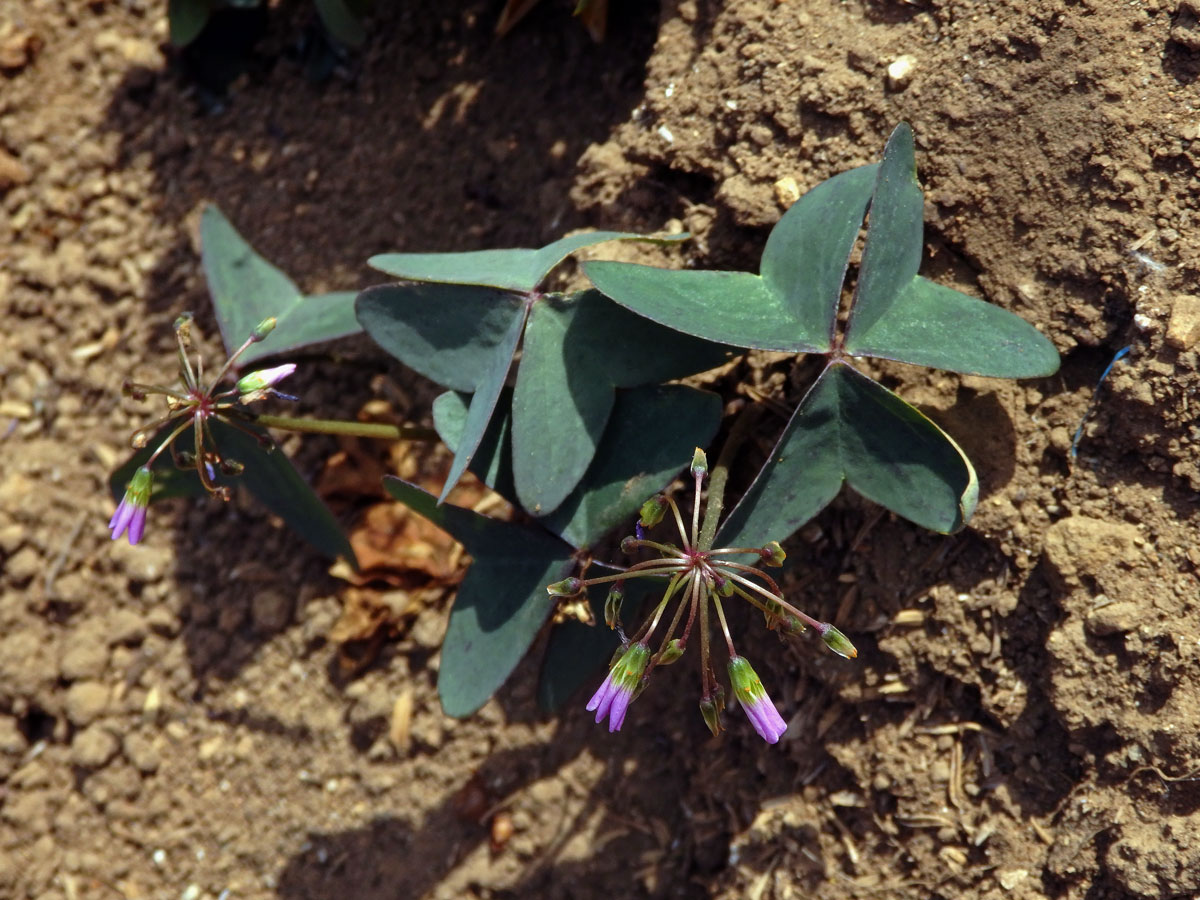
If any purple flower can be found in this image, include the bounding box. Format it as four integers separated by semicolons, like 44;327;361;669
728;655;787;744
586;642;651;732
109;466;153;545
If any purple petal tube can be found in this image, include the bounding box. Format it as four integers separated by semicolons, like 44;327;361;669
109;466;152;546
728;655;788;744
740;693;787;744
585;642;650;733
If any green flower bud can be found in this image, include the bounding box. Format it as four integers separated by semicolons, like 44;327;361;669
604;582;624;629
762;598;805;635
713;573;734;597
761;541;786;567
656;639;684;666
620;535;639;556
251;317;278;342
638;494;667;529
218;458;245;476
699;686;725;737
819;624;858;660
690;447;708;479
547;577;584;598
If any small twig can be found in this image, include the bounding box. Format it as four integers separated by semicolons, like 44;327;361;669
44;511;87;600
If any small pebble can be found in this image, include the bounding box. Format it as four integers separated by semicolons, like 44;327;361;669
887;54;918;90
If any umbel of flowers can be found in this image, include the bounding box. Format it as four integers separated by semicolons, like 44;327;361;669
109;314;295;545
549;449;856;744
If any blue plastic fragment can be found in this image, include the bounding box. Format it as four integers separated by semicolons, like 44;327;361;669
1069;345;1132;459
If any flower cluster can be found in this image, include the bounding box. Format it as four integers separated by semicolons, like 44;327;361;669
548;449;856;744
109;315;295;545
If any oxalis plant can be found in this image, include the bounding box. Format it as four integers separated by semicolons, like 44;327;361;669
109;123;1059;742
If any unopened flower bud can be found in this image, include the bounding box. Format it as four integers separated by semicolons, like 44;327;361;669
604;582;624;629
547;577;585;598
690;447;708;479
251;317;278;342
656;639;684;666
761;541;786;567
762;598;805;635
620;535;639;556
699;687;725;737
236;363;296;401
638;494;667;529
218;458;245;476
817;623;858;660
712;573;734;597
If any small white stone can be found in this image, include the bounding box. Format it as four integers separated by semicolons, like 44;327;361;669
657;124;675;144
887;54;917;90
1133;313;1153;331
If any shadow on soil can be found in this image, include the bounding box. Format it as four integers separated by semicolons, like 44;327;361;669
97;0;665;685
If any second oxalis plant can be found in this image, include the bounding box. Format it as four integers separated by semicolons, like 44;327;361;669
111;123;1059;740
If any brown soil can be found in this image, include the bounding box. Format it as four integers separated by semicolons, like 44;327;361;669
2;1;1199;899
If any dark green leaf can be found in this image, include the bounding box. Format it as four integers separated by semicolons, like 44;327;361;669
583;265;808;350
382;477;574;717
511;291;731;514
846;123;924;340
209;418;357;564
313;0;366;47
355;283;526;392
432;390;515;500
583;164;881;353
513;297;615;515
201;205;361;367
845;277;1061;377
537;617;621;712
168;0;210;45
719;363;977;547
437;304;527;503
760;163;877;345
368;231;689;293
539;384;723;549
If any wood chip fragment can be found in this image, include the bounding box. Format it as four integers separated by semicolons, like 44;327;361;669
389;688;413;754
